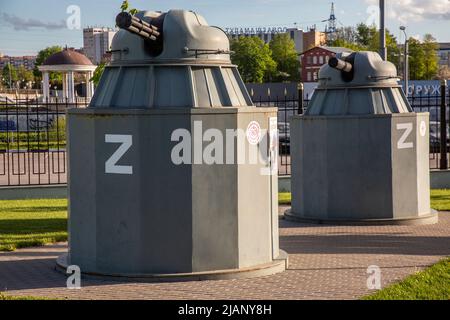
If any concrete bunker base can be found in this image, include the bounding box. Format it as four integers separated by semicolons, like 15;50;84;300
284;209;438;226
56;251;288;283
289;113;433;225
68;107;282;276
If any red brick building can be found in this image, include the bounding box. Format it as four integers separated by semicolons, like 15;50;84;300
300;46;352;82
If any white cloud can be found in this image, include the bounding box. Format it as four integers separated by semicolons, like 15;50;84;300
0;12;66;31
365;0;450;24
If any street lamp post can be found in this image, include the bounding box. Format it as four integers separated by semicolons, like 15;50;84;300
400;26;409;97
380;0;387;61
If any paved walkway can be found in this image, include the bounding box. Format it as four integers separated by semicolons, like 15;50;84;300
1;210;449;300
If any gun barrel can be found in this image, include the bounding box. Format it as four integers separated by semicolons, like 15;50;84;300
116;12;160;41
328;57;353;73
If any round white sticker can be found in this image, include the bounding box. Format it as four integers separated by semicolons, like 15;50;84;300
420;121;427;137
246;121;261;145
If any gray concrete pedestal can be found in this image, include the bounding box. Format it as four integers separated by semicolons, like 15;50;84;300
287;113;437;225
64;107;287;280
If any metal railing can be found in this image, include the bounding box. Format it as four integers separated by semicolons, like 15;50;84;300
0;97;87;186
253;91;307;176
0;84;448;186
254;82;450;176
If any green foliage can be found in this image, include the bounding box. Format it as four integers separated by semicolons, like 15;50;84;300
231;37;277;83
2;63;18;88
121;0;138;15
34;46;63;84
422;34;439;80
121;0;130;12
364;258;450;300
48;115;66;142
333;26;359;45
333;23;440;80
279;189;450;211
0;116;66;151
0;293;54;300
330;39;365;52
90;61;106;87
269;34;300;81
278;193;291;205
429;189;450;211
355;23;376;47
408;38;426;80
364;27;401;70
16;66;34;88
2;65;34;89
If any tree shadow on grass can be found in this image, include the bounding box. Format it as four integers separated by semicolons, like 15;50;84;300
0;218;67;235
280;234;450;256
0;206;67;213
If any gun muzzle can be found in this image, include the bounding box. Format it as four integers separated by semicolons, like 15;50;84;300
328;57;353;73
116;12;160;41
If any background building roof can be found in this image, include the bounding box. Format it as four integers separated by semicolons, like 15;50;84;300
43;49;93;66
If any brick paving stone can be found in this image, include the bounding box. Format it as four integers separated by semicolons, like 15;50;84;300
0;212;449;300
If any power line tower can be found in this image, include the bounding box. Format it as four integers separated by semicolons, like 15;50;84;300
324;2;337;43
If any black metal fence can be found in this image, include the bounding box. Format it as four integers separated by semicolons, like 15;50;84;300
0;98;87;186
0;85;448;186
254;82;450;176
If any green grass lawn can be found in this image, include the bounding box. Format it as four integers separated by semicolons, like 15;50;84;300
0;199;67;252
363;258;450;300
429;190;450;211
1;190;449;253
279;192;292;205
0;193;448;300
0;292;49;300
279;190;450;211
280;190;450;300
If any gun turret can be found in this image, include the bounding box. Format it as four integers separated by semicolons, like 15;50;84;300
116;12;161;41
328;55;356;82
328;57;353;73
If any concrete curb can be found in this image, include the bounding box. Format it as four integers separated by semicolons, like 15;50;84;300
55;251;289;283
0;185;67;200
284;209;439;226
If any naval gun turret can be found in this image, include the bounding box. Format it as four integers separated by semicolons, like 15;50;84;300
61;9;287;280
286;51;437;225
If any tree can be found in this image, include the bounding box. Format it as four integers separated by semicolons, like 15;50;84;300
333;23;400;67
90;62;106;86
17;66;34;88
334;26;359;44
34;46;63;83
408;38;426;80
365;28;401;70
230;37;276;83
2;63;18;88
330;38;365;51
269;34;300;81
422;34;439;80
436;66;450;80
355;23;377;47
325;22;440;80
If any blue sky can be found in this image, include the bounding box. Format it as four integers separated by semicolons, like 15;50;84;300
0;0;449;56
